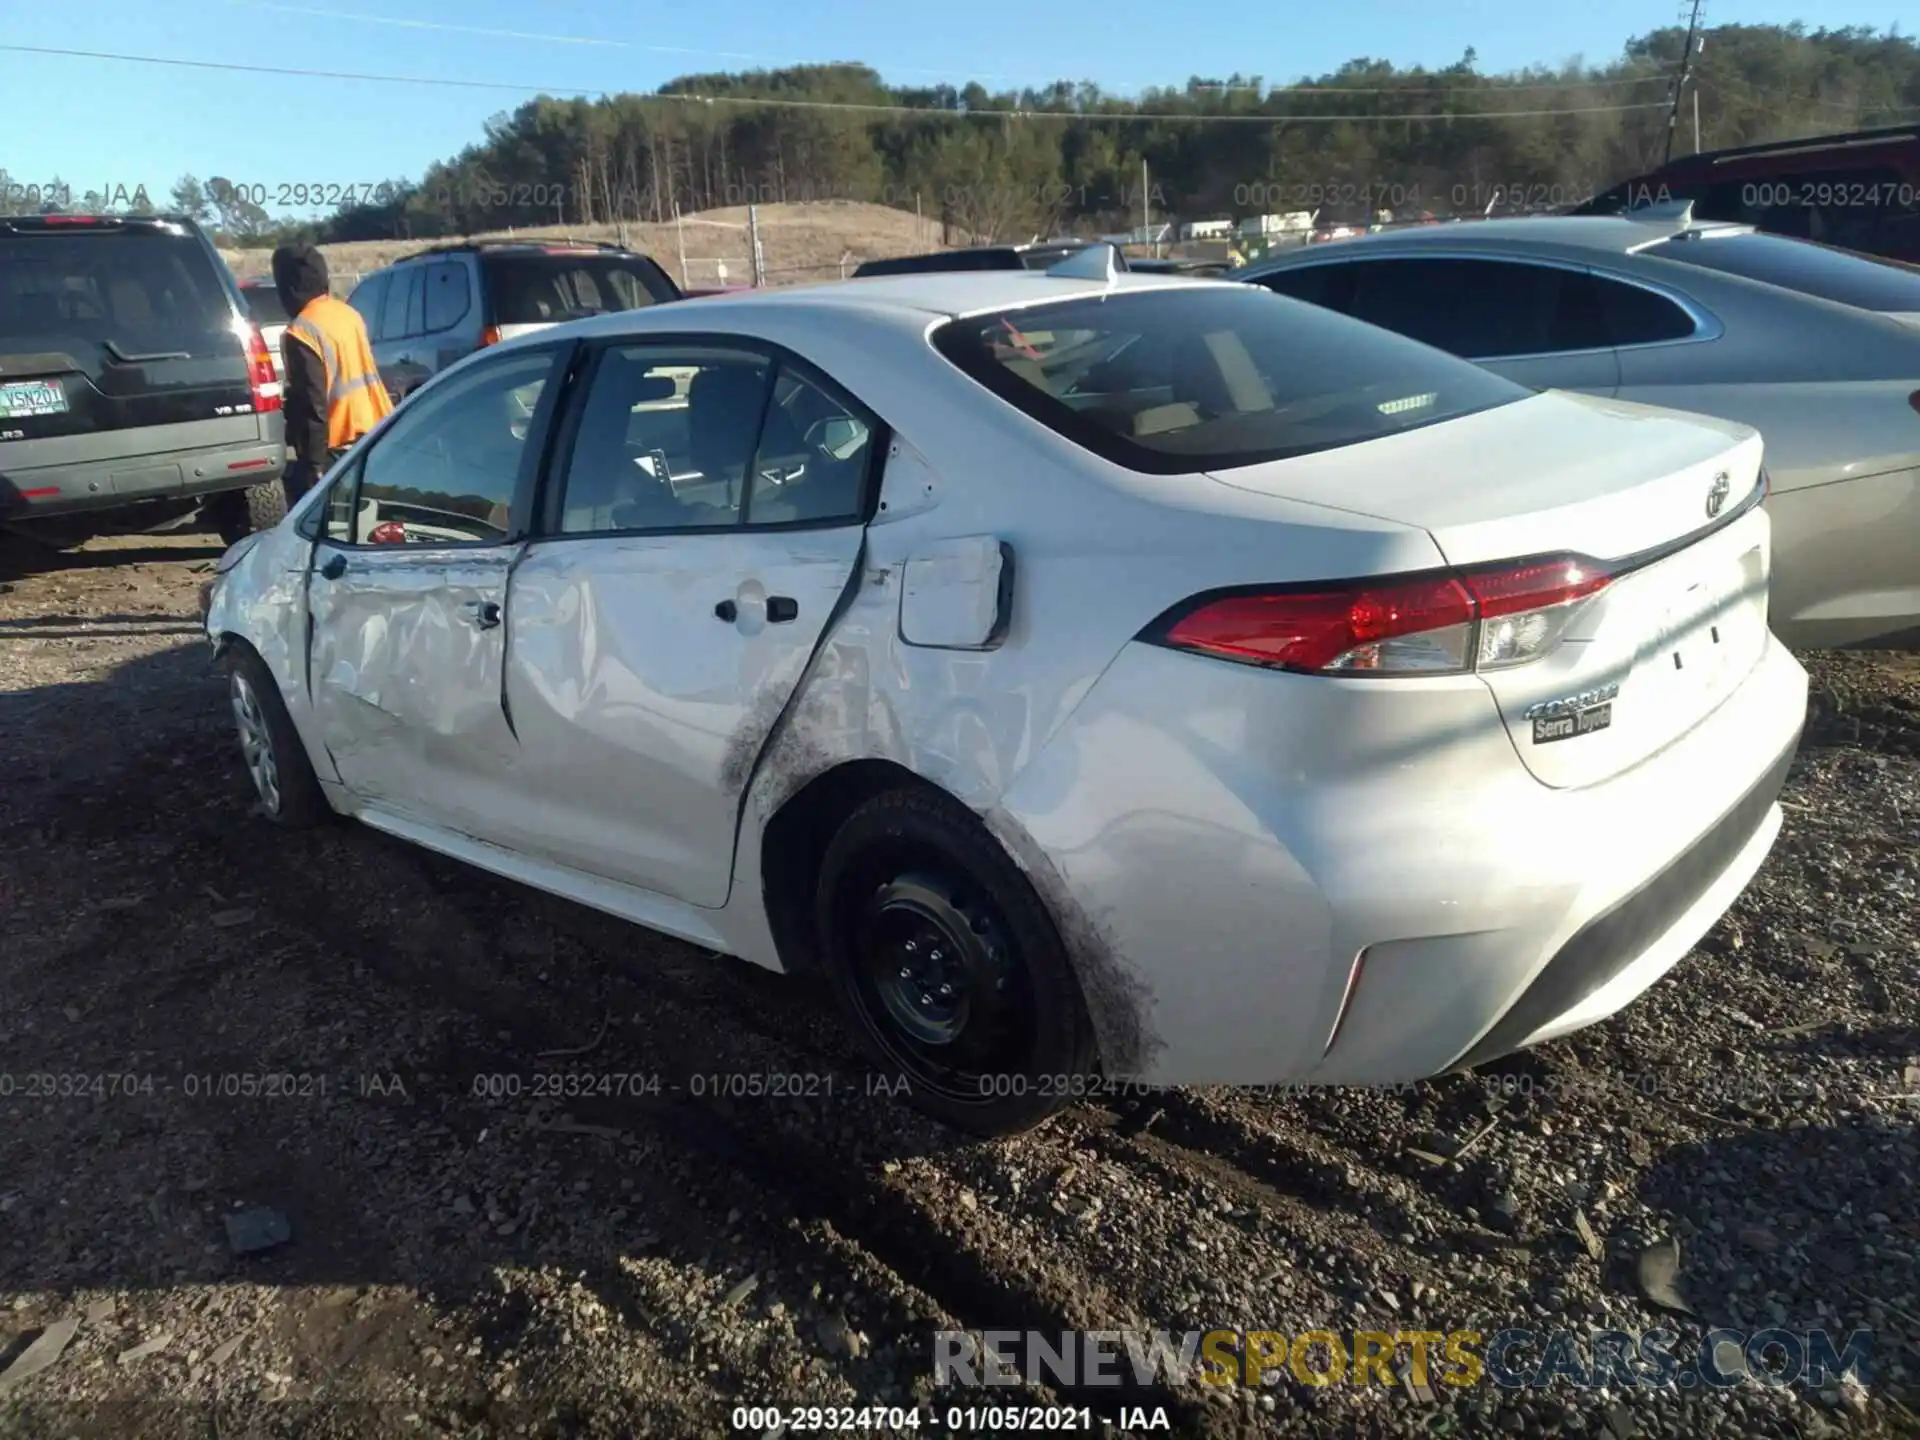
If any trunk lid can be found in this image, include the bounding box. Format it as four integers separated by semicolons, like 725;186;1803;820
1207;390;1774;788
0;223;258;452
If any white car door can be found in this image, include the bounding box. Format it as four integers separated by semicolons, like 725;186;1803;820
305;344;568;833
500;341;877;909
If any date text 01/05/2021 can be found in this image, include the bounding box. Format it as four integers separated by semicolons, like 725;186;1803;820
729;1405;1128;1433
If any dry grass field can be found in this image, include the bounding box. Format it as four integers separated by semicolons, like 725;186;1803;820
220;200;971;291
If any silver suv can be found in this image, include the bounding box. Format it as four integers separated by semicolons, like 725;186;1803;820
346;240;682;402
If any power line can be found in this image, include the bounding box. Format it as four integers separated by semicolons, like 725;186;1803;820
0;44;1675;122
225;1;1679;98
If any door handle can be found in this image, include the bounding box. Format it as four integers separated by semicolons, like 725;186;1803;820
319;552;347;580
767;596;798;623
714;599;738;622
464;599;502;629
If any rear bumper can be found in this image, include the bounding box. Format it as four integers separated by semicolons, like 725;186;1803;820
2;441;286;519
996;633;1809;1087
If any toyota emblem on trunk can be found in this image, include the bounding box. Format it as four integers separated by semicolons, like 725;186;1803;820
1705;472;1730;518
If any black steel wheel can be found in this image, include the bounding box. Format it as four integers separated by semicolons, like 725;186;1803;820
815;787;1096;1136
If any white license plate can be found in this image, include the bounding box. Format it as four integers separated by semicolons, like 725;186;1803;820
0;379;68;419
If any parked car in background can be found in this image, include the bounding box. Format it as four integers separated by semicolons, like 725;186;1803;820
205;257;1804;1136
345;239;682;403
1;212;287;545
1234;208;1920;648
237;279;289;381
1572;124;1920;263
851;241;1110;277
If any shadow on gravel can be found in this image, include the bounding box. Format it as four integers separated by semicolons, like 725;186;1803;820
2;640;1216;1434
0;530;226;580
1633;1114;1917;1363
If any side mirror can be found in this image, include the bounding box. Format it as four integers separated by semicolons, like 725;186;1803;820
807;415;868;461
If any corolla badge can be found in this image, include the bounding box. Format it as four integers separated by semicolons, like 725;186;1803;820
1525;682;1620;746
1705;471;1730;519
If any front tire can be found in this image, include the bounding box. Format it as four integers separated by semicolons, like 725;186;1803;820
814;788;1097;1137
220;643;327;827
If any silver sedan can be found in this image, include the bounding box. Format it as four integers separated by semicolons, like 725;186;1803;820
1234;209;1920;647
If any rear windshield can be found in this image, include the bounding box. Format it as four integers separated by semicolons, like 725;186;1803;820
239;284;289;325
930;285;1528;474
481;254;676;326
1644;232;1920;312
0;232;238;350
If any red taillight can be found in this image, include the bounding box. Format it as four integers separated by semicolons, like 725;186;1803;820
43;214;104;226
479;325;502;348
244;323;282;413
1151;554;1616;677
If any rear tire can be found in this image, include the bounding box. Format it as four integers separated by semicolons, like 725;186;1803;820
208;480;288;547
220;643;328;828
814;788;1097;1137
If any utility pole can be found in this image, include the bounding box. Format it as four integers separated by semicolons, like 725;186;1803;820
1692;88;1701;153
1139;156;1151;255
1664;0;1707;164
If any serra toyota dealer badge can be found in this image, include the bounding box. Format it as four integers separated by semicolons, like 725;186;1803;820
1526;683;1620;744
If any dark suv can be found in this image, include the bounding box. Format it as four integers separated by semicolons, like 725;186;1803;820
347;239;682;402
852;241;1114;277
0;213;288;544
1573;124;1920;263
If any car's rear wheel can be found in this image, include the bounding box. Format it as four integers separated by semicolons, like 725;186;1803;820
815;788;1097;1136
207;480;288;547
221;643;327;827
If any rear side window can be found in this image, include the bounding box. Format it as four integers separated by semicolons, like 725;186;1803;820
1590;275;1698;345
1643;232;1920;313
481;255;674;326
0;232;238;352
1343;259;1614;359
422;261;471;333
240;285;290;326
931;285;1528;475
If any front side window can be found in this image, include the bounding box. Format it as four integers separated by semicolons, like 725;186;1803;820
932;285;1528;475
352;349;556;546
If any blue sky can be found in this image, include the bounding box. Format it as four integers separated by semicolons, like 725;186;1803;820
0;0;1899;214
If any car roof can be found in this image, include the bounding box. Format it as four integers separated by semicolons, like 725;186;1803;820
537;269;1238;333
1245;214;1753;267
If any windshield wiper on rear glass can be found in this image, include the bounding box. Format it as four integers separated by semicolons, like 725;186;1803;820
102;339;192;364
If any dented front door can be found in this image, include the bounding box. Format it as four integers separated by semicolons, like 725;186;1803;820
306;540;524;832
501;527;863;908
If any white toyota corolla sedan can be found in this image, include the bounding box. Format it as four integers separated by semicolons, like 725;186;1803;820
203;250;1808;1136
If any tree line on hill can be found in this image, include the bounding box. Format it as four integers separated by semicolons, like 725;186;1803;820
8;23;1916;249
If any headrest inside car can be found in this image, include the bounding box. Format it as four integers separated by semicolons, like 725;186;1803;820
631;373;678;402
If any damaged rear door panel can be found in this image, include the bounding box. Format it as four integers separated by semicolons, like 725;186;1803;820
501;527;865;908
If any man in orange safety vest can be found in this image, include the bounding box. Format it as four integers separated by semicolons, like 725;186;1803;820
270;242;392;503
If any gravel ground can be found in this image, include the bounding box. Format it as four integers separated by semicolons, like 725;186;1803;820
0;528;1915;1440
